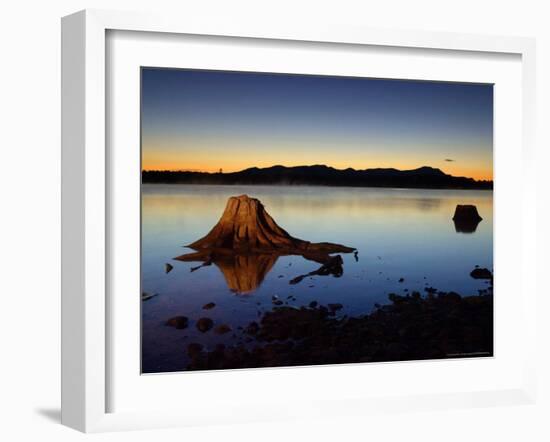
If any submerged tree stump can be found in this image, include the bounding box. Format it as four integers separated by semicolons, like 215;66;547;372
174;195;355;293
186;195;354;256
452;204;483;233
452;205;482;223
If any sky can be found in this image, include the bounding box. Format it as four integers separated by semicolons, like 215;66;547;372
141;68;493;181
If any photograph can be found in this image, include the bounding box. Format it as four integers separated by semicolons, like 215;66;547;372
140;67;494;374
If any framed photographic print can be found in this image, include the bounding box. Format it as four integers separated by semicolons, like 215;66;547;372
62;9;537;432
140;67;495;373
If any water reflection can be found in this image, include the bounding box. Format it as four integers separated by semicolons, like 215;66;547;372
453;217;482;233
176;252;279;294
414;197;442;211
141;185;494;373
175;251;349;294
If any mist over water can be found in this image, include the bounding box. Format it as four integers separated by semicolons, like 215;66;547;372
141;184;493;373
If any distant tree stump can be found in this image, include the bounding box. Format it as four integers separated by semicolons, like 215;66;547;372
453;205;482;222
452;204;482;233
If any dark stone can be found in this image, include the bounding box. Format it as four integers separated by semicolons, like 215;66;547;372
470;268;493;279
453;204;482;222
398;278;405;283
165;263;173;273
185;294;493;371
214;324;232;335
245;321;260;335
328;303;343;312
202;302;216;310
166;316;189;329
187;343;204;357
309;301;318;308
453;205;483;233
196;317;214;332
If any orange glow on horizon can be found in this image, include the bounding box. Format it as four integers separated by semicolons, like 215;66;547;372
141;161;493;181
142;139;493;181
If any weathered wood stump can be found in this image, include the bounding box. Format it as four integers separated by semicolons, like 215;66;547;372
175;195;355;293
187;195;354;254
289;255;344;285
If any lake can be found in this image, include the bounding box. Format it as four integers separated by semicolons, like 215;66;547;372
141;184;493;373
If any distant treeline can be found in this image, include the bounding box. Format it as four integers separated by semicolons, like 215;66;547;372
142;165;493;190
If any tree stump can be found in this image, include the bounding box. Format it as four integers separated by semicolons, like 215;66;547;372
452;204;483;233
174;195;355;293
185;195;354;255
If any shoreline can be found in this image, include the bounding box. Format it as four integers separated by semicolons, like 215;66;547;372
141;182;494;191
144;290;494;373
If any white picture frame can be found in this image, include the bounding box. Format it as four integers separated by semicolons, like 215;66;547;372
61;9;537;433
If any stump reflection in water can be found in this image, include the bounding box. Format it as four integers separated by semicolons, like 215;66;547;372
217;253;279;294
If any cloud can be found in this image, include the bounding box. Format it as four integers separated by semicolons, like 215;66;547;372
444;158;455;162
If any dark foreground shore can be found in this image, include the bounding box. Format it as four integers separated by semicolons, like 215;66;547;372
183;290;493;371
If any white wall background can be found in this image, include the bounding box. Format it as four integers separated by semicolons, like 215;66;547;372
0;1;548;440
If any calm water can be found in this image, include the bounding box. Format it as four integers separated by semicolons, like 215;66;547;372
141;185;493;373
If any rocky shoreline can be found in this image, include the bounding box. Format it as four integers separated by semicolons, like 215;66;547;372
183;288;493;371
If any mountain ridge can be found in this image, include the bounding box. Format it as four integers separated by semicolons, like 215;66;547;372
142;165;492;190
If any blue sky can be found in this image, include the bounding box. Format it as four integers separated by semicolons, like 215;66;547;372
141;68;493;180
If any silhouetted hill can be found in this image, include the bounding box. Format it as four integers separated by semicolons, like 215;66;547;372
142;165;492;190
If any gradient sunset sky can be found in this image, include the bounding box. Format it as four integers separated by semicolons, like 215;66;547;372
141;68;493;181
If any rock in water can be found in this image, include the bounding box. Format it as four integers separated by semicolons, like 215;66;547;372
470;268;493;279
328;303;343;312
213;324;232;335
453;204;483;233
196;317;214;332
165;263;173;273
166;316;189;329
187;343;203;356
453;204;482;221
